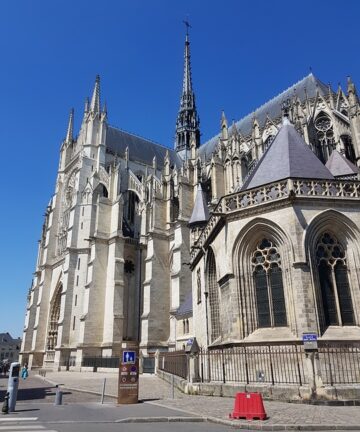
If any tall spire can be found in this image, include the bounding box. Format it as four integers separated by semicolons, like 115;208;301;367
90;75;101;114
65;108;74;143
182;21;192;96
175;22;200;153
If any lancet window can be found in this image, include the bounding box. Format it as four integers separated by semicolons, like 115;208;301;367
252;239;287;328
207;249;221;342
316;232;355;328
341;135;356;164
170;179;179;222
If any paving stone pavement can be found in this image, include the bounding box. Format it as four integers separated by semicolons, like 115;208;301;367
43;371;187;401
41;371;360;429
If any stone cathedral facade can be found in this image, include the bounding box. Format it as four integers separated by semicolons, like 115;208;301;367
21;32;360;369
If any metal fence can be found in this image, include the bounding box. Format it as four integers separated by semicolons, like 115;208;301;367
158;351;188;379
81;356;119;369
199;344;306;385
318;342;360;385
61;355;77;369
157;342;360;386
143;356;155;374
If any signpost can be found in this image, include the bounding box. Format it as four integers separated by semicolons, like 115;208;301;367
302;332;318;351
118;342;139;404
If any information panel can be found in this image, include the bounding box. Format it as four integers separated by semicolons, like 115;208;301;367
302;332;318;351
118;343;139;404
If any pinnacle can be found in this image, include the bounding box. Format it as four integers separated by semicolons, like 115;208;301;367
65;108;74;143
90;75;101;113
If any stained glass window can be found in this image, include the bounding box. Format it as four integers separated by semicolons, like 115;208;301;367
316;233;355;328
252;239;287;328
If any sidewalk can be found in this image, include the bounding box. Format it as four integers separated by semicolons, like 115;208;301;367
40;371;360;430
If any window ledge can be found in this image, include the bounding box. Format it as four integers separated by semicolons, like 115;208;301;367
244;327;296;343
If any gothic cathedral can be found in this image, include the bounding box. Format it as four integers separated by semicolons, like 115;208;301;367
21;31;360;369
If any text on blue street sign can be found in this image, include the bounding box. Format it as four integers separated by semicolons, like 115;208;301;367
302;333;317;342
122;351;136;364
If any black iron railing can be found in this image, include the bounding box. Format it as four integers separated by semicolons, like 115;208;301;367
198;344;305;385
318;342;360;385
81;356;119;369
158;351;188;379
61;355;76;368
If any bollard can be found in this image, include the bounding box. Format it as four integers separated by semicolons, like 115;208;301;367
54;385;63;406
101;378;106;404
1;392;9;414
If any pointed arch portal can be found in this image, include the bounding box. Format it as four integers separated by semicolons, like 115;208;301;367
47;284;62;351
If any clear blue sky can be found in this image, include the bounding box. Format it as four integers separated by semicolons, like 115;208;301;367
1;0;360;338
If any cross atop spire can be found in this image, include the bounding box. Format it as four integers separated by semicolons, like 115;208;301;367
175;24;200;153
183;19;191;37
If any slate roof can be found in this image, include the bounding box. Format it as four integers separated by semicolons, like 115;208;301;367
176;291;193;317
199;73;331;161
106;126;182;168
325;150;359;177
189;184;210;226
0;333;12;342
241;118;334;190
0;333;19;345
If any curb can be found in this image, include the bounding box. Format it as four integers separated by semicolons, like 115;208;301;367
206;416;360;430
116;416;204;423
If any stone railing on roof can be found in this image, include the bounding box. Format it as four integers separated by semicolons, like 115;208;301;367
190;178;360;262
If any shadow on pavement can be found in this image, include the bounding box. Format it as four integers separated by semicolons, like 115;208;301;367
14;408;40;413
140;398;161;402
0;375;73;403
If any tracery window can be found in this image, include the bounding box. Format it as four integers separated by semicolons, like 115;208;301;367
252;239;287;328
316;232;355;328
314;114;336;163
207;249;221;341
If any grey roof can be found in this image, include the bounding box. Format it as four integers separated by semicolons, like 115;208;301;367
241;118;334;190
189;184;210;226
325;150;359;177
0;333;19;344
106;126;182;168
176;291;193;317
199;73;331;161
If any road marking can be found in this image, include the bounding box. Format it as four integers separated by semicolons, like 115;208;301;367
0;418;38;422
0;426;45;430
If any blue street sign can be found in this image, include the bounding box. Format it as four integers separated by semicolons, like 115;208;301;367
302;333;317;342
122;351;136;364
